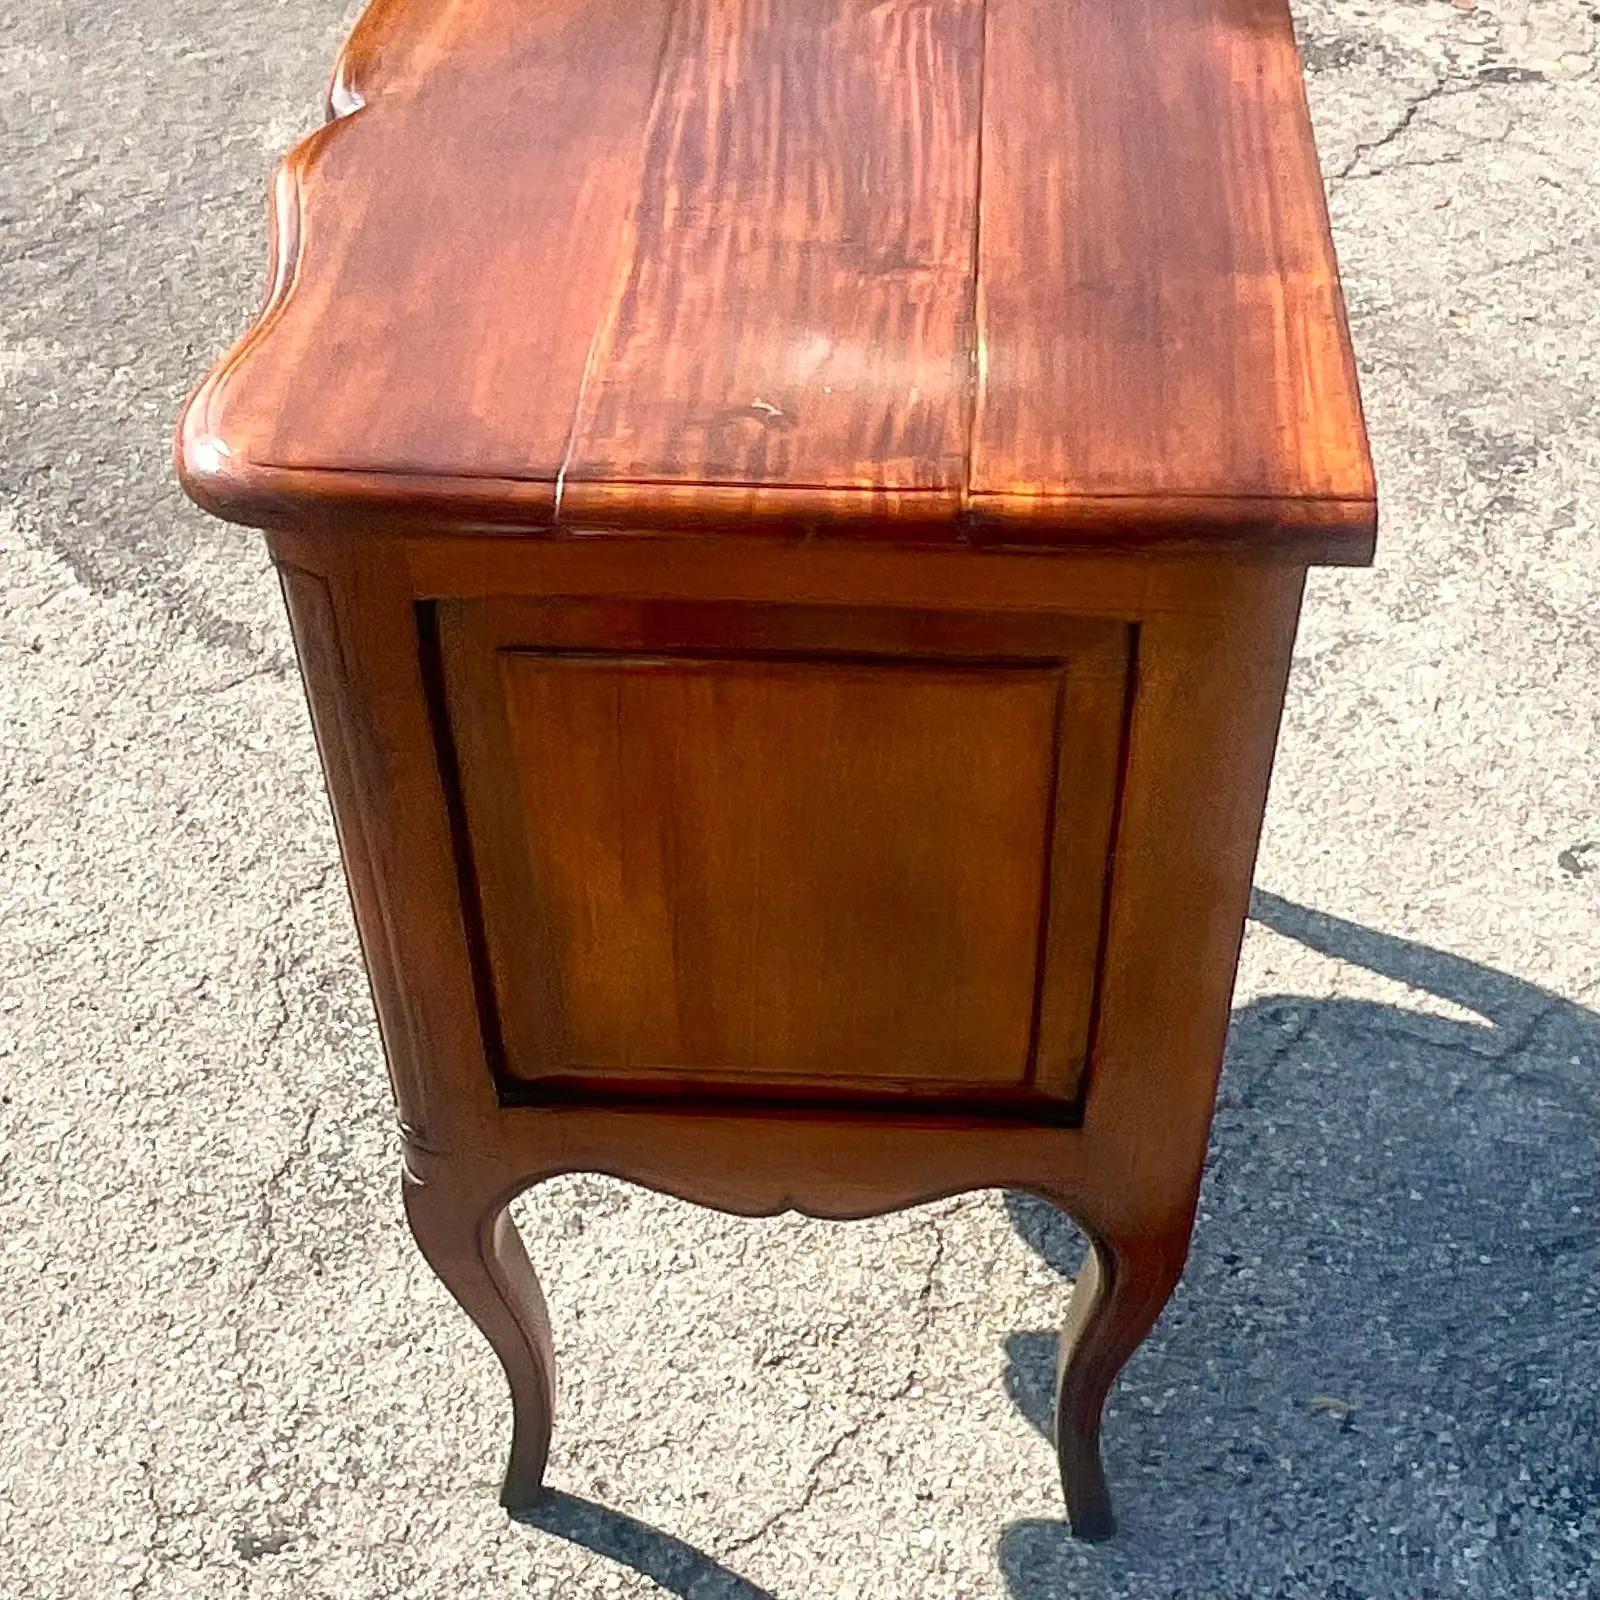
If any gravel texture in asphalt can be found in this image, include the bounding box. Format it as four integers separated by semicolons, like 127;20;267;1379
1;0;1597;1595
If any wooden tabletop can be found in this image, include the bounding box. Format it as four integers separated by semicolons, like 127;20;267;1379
178;0;1376;560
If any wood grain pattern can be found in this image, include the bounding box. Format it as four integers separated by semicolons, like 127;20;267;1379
184;0;676;509
972;0;1374;527
179;0;1375;1537
177;0;1375;557
265;524;1311;1536
566;0;982;495
438;597;1130;1111
490;656;1057;1088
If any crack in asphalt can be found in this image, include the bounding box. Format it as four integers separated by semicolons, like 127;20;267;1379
1329;63;1569;184
197;659;294;697
722;1213;951;1557
234;1103;323;1337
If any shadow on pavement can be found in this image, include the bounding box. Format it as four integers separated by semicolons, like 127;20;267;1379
516;895;1598;1597
1000;890;1599;1598
514;1488;778;1600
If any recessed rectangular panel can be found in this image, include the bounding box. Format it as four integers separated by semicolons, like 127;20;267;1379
439;599;1130;1114
493;655;1057;1087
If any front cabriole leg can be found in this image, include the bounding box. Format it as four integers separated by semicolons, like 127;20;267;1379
1049;1214;1187;1540
402;1156;556;1513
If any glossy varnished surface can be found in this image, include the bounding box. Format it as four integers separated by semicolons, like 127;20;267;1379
273;528;1312;1535
973;0;1372;533
179;0;1375;556
186;2;1374;1528
438;597;1128;1110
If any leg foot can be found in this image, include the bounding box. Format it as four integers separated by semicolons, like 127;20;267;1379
1053;1226;1184;1540
403;1167;555;1511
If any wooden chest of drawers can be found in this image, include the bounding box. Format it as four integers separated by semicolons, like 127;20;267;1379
178;0;1374;1540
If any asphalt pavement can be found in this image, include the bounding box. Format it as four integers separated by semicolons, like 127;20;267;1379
1;0;1596;1595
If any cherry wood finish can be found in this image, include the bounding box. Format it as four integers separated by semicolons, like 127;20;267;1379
263;537;1315;1542
972;0;1370;527
441;598;1128;1113
178;0;1374;1546
178;0;1373;558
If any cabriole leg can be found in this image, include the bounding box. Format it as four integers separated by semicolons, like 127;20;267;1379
403;1165;556;1512
1053;1223;1186;1540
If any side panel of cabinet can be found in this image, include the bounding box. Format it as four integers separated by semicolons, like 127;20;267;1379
436;598;1133;1119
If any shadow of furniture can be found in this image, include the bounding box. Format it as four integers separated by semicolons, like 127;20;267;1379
514;1490;778;1600
510;897;1594;1595
999;891;1599;1596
